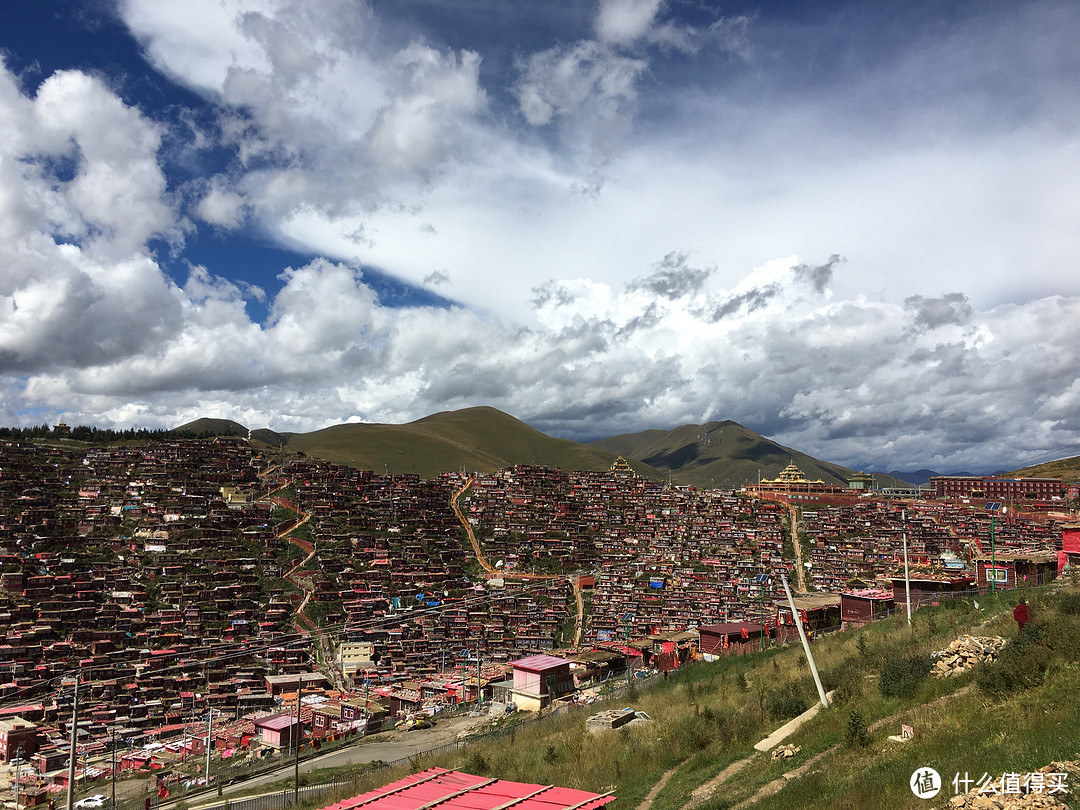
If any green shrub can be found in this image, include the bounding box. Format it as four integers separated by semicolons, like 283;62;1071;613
878;650;931;699
463;750;489;774
1054;592;1080;616
764;680;810;721
845;708;870;748
699;705;761;745
822;655;866;704
976;626;1052;699
1042;613;1080;662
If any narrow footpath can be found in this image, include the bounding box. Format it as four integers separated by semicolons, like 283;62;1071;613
451;478;585;646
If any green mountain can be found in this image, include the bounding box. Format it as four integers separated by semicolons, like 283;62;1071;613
172;417;249;437
176;408;884;488
185;407;661;480
587;419;861;489
1010;455;1080;484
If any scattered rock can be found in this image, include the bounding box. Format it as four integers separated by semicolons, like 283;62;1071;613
771;744;800;761
945;759;1079;809
932;636;1008;678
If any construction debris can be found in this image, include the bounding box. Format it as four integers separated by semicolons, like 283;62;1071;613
586;707;653;733
770;744;800;761
931;636;1008;678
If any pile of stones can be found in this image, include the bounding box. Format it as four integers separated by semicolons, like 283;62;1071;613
770;744;801;760
931;635;1008;678
946;760;1079;808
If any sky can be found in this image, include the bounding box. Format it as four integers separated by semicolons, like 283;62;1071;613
0;0;1078;473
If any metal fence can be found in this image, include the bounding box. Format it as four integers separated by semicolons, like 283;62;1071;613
192;778;354;810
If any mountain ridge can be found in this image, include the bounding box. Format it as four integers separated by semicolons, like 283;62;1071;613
174;407;1079;487
175;409;855;487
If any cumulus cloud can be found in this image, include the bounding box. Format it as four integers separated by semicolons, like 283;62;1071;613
0;62;182;373
594;0;731;55
196;181;247;228
595;0;664;47
5;229;1080;472
513;40;646;132
1;2;1079;475
903;292;974;334
628;252;712;299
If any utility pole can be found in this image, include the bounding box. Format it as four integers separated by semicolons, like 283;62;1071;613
990;514;996;593
110;730;117;810
204;708;212;786
475;637;482;708
759;573;767;652
780;573;829;708
12;747;22;810
293;676;302;804
66;677;79;810
902;509;912;626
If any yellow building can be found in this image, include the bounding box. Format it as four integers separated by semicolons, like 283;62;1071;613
338;641;376;679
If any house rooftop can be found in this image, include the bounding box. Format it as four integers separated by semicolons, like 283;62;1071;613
317;768;614;810
509;654;572;672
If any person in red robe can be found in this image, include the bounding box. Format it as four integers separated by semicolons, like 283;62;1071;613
1013;598;1029;634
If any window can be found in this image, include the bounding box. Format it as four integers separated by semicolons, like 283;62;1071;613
986;568;1008;584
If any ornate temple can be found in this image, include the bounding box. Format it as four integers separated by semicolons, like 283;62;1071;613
751;461;848;498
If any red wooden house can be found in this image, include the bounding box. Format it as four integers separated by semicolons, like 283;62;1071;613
973;551;1057;590
839;589;894;628
252;715;301;749
697;623;766;657
506;654;574;711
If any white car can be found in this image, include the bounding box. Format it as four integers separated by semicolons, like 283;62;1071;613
74;796;107;809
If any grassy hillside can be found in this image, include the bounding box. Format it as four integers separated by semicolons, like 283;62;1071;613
173;409;876;486
1010;455;1080;484
275;407;663;479
589;420;860;489
172;417;248;437
312;583;1080;810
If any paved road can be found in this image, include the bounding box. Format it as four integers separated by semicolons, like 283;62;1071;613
168;713;490;808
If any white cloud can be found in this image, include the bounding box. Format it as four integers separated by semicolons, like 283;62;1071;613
595;0;664;47
196;182;246;228
0;2;1078;473
513;40;645;134
367;43;486;174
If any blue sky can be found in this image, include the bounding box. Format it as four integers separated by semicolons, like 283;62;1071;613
1;0;1078;472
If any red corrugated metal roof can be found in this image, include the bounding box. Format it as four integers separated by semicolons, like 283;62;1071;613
318;768;615;810
254;715;297;731
510;654;572;672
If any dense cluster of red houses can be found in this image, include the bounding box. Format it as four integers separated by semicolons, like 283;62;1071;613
0;435;1075;799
